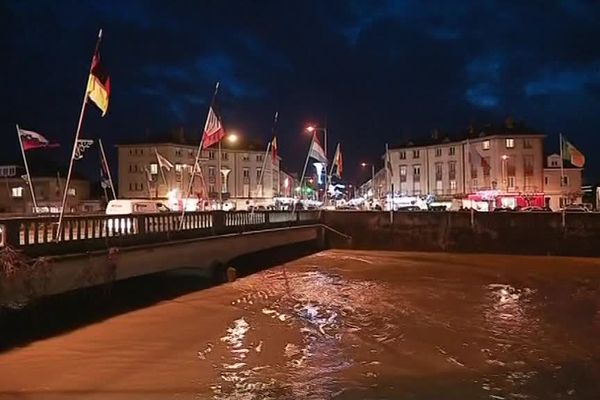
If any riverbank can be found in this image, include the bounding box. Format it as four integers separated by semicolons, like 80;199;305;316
324;211;600;256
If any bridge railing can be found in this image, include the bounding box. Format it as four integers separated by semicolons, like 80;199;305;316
0;210;321;255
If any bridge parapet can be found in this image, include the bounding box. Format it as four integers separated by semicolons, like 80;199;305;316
0;210;321;256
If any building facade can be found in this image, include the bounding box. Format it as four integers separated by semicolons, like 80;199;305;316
0;165;93;214
543;154;583;210
116;140;280;208
386;122;545;199
279;170;297;198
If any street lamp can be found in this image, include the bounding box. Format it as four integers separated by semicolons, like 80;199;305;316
361;162;376;198
227;132;238;143
305;124;327;156
501;155;509;192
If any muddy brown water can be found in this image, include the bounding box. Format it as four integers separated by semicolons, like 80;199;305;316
0;250;599;399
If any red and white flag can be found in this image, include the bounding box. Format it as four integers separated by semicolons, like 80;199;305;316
271;137;278;164
332;143;343;177
308;134;327;163
18;127;59;151
201;106;225;149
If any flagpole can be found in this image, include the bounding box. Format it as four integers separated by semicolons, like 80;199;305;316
99;138;116;199
179;82;219;230
464;138;469;195
257;142;271;198
559;133;565;208
155;148;168;186
16;125;38;213
292;134;315;214
144;166;153;198
270;112;279;198
251;142;271;215
56;29;103;241
218;140;223;207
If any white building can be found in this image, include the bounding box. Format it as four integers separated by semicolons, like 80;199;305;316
116;135;280;209
386;121;545;198
543;154;583;210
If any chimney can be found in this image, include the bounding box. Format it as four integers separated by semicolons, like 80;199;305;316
504;116;514;129
431;128;439;140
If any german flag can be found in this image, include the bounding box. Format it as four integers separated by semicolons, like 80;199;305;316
86;50;110;116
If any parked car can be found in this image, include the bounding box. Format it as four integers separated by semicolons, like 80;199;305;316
561;204;591;213
520;206;551;212
397;205;421;212
493;207;516;212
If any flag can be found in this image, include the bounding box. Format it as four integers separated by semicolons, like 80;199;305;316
18;128;58;151
271;137;278;164
155;150;174;170
332;143;343;177
201;106;225;149
100;154;111;189
86;48;110;116
74;139;94;160
308;134;327;163
561;136;585;168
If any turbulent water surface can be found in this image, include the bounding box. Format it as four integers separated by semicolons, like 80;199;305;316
1;250;599;399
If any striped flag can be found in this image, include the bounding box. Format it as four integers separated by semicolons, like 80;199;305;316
561;135;585;168
308;134;327;163
17;127;59;151
86;47;110;116
271;137;278;164
332;143;343;177
201;106;225;149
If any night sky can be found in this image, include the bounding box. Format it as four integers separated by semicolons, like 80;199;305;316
2;0;599;183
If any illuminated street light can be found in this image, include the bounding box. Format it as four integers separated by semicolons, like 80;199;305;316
361;162;376;198
227;132;238;143
501;155;509;192
305;125;315;133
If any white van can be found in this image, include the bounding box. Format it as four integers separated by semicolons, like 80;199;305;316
106;199;170;215
105;199;170;235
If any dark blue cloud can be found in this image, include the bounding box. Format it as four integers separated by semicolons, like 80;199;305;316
1;0;600;182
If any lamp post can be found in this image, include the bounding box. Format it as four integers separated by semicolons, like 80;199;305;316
361;162;376;198
306;125;328;204
501;155;509;192
219;132;239;206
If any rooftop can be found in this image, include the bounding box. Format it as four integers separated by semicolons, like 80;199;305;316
390;118;544;150
116;130;268;152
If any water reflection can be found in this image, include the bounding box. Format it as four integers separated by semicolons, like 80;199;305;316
197;253;600;399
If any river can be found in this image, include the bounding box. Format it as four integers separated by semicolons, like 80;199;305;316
0;250;599;399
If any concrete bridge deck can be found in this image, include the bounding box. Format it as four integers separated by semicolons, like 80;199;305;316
0;210;322;306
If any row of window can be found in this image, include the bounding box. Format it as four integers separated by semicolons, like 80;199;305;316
10;186;76;198
0;166;17;177
129;182;145;192
142;164;264;179
128;148;265;163
396;138;534;159
544;176;570;186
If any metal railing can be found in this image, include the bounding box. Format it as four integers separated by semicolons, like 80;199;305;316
0;210;321;254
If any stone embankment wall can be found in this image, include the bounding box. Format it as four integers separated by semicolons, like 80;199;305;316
323;211;600;257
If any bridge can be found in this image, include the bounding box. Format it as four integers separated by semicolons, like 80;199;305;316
0;210;323;307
